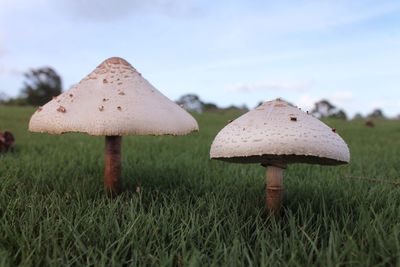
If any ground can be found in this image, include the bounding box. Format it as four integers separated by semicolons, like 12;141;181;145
0;106;399;266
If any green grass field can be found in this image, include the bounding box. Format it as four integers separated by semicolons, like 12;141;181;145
1;106;399;266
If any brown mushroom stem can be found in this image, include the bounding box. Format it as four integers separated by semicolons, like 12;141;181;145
104;136;122;196
265;165;284;215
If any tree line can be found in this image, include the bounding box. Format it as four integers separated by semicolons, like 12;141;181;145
1;67;62;106
0;67;390;120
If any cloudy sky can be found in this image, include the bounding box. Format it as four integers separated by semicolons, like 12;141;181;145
0;0;399;116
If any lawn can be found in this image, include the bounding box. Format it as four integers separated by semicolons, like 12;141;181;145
0;105;399;266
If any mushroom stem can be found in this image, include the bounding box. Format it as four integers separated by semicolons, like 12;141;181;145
265;165;284;215
104;136;122;196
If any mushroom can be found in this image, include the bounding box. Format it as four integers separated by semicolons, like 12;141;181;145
210;99;350;214
29;57;199;196
0;131;15;153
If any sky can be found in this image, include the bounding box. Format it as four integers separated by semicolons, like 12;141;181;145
0;0;399;117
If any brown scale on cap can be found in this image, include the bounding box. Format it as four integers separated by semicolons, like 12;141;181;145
99;106;104;111
69;94;73;97
37;106;43;112
290;116;297;121
332;128;337;133
103;98;109;102
103;79;108;84
105;57;131;66
275;102;286;107
87;73;97;80
117;106;122;111
118;92;125;95
57;106;66;113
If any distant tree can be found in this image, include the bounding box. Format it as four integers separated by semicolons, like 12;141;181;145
3;97;27;106
203;102;218;111
21;67;62;106
0;92;8;104
311;99;336;118
311;99;347;120
367;108;385;119
176;93;248;113
353;113;363;120
0;91;27;106
239;104;249;111
330;109;347;120
176;94;203;113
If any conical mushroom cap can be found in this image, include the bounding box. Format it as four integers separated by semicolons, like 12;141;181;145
29;57;199;136
210;99;350;166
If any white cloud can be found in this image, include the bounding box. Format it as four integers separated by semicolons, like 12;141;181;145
330;90;354;102
0;66;22;76
370;100;400;110
56;0;202;21
296;90;354;111
216;1;400;46
297;94;319;110
225;80;313;93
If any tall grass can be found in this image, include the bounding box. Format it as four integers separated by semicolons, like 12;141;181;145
0;106;399;266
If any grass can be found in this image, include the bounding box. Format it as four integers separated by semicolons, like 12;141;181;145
0;105;400;266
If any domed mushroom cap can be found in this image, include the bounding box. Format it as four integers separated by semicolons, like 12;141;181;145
210;99;350;165
29;57;199;136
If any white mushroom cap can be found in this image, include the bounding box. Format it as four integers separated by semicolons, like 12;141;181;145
29;57;199;136
210;99;350;166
